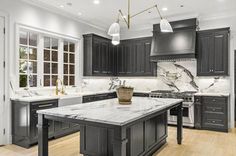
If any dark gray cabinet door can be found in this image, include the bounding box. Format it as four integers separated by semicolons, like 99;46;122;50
197;32;214;76
213;30;228;75
197;28;229;76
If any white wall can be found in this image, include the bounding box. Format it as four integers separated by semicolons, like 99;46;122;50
0;0;108;144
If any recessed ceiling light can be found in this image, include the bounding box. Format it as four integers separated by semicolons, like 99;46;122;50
180;5;184;8
59;5;64;8
93;0;100;4
162;7;168;11
78;12;82;16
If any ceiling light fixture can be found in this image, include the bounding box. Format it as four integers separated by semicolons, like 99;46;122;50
78;12;82;16
162;7;168;11
93;0;100;4
59;5;64;8
112;35;120;45
108;0;173;45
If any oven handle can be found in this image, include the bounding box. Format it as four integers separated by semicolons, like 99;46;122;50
183;102;194;108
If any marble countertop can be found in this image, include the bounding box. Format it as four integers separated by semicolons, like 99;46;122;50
37;97;183;126
11;96;60;102
11;90;151;102
194;93;230;97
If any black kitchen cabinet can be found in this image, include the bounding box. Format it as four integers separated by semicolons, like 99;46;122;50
12;99;58;148
194;96;229;132
83;34;156;77
83;34;113;76
12;99;80;148
82;92;117;103
197;28;229;76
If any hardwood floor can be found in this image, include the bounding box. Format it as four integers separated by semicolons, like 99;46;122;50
0;127;236;156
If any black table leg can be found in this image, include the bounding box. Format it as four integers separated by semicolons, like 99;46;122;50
113;126;128;156
38;114;49;156
177;103;183;145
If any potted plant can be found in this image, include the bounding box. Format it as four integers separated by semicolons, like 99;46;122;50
116;85;134;105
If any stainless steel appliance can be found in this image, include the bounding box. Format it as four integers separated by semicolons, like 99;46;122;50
150;90;196;127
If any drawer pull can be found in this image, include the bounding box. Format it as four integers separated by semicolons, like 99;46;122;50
212;121;216;123
212;99;216;102
38;104;54;108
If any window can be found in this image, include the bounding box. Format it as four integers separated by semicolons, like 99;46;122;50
19;31;38;87
63;41;75;86
43;37;59;86
18;28;78;88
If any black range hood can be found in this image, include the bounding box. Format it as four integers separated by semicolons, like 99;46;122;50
150;18;197;61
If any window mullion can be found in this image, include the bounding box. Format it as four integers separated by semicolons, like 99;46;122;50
58;39;64;82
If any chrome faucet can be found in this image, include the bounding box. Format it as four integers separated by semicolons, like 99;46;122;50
56;78;65;95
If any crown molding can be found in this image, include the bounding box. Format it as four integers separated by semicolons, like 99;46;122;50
21;0;107;32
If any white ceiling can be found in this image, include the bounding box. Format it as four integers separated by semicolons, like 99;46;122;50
23;0;236;31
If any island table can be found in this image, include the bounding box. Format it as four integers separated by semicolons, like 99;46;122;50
37;97;183;156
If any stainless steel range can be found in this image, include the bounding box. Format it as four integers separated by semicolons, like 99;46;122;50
150;90;196;127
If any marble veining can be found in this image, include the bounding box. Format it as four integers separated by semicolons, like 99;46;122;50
37;97;183;126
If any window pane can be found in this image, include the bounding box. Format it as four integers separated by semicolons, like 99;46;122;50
52;38;58;50
29;75;37;87
44;50;50;61
19;75;27;87
19;60;28;74
52;63;58;74
29;61;37;74
44;75;50;86
69;65;75;74
64;53;68;63
64;76;68;86
44;37;50;49
44;62;50;74
19;46;28;59
29;48;37;60
69;54;75;63
69;76;75;86
19;31;28;45
69;43;75;52
52;75;58;86
29;33;37;46
64;64;68;74
52;51;58;62
64;41;68;51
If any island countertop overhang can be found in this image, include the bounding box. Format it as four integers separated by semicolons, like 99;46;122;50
37;97;183;126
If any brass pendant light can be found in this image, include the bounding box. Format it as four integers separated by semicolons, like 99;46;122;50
108;0;173;45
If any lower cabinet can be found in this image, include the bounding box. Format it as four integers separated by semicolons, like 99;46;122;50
80;112;167;156
194;96;229;132
12;99;80;148
82;92;117;103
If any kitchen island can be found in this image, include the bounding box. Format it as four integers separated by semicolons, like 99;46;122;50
37;97;183;156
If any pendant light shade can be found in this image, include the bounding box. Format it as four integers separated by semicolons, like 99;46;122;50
108;22;120;36
112;35;120;45
160;19;173;33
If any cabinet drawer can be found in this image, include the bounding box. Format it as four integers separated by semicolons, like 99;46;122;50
203;113;227;129
202;97;227;104
203;104;225;114
31;100;58;110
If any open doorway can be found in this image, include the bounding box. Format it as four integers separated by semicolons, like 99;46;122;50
0;16;5;145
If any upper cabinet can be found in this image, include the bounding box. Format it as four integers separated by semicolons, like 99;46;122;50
83;34;113;76
197;28;229;76
83;34;156;77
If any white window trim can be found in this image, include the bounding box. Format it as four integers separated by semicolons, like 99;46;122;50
15;24;80;91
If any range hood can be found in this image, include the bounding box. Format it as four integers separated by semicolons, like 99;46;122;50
150;18;197;61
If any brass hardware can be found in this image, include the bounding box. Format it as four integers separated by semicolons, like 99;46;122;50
56;78;65;95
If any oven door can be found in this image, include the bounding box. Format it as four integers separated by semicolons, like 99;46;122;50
170;107;189;117
168;104;194;127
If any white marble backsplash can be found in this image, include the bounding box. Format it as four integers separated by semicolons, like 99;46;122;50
82;60;230;94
